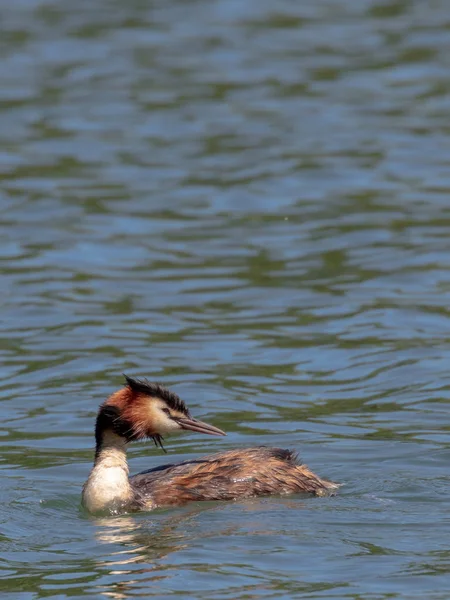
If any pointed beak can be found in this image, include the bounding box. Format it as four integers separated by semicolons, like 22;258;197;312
175;417;226;437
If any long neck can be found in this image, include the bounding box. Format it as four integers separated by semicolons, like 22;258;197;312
82;430;134;514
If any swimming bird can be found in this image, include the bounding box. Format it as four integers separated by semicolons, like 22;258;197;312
82;375;338;514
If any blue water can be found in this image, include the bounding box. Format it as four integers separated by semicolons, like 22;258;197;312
1;1;450;598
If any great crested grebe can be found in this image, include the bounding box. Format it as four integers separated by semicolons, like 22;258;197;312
82;375;339;514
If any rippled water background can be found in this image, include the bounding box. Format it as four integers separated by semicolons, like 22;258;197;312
1;0;450;598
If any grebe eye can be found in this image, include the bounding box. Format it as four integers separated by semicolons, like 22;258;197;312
162;408;171;416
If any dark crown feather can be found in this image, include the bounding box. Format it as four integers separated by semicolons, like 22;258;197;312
123;374;189;415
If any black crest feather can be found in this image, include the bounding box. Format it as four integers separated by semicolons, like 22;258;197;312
123;374;189;416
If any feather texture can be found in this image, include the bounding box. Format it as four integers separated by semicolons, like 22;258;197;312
130;447;339;509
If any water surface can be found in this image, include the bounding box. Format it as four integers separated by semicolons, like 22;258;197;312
1;0;450;598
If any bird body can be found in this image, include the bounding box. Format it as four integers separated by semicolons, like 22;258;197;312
82;376;338;514
130;447;336;510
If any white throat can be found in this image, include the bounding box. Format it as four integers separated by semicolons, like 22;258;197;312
82;431;133;514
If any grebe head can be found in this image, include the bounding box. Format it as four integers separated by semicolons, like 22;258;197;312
95;375;225;453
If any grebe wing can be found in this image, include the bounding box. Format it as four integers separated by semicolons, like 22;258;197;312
129;447;337;506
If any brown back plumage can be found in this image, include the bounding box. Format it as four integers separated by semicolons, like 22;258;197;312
130;447;338;508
